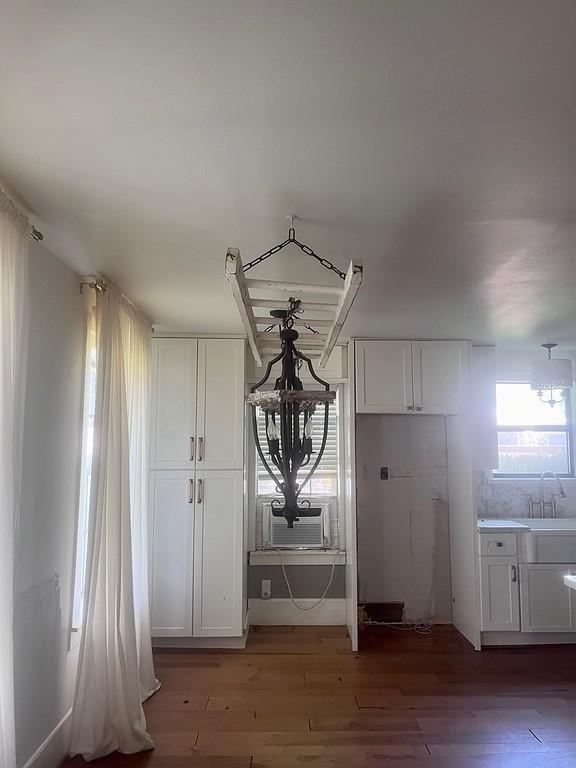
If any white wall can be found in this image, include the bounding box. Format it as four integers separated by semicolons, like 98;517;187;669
14;242;84;767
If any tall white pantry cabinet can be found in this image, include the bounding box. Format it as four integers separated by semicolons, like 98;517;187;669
148;337;246;638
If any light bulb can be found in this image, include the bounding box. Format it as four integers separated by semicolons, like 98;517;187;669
304;418;312;438
267;419;280;440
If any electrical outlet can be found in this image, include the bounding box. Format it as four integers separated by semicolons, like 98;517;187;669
261;579;272;600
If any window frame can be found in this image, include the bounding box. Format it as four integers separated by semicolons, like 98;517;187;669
493;381;574;479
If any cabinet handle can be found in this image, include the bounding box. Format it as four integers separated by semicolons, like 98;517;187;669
188;479;194;504
197;478;203;504
415;406;422;412
198;437;204;461
189;436;195;461
511;565;517;583
406;405;413;411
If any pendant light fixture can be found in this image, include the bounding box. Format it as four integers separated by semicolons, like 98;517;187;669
530;343;574;407
247;298;336;527
226;216;362;527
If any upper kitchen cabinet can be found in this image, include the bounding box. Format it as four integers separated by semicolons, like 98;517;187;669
151;338;198;469
355;339;469;415
412;341;468;415
196;339;245;471
355;340;414;413
151;337;245;470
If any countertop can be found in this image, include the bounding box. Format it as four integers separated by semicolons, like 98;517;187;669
478;518;576;533
477;519;530;533
564;574;576;591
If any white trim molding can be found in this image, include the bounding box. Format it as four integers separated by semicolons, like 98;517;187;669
152;629;248;650
249;550;346;566
21;709;72;768
248;597;346;625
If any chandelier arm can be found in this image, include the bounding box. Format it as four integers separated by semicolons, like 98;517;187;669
251;348;285;393
252;408;283;491
297;401;330;496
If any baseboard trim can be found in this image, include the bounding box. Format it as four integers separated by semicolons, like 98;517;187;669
152;629;248;649
21;709;72;768
482;631;576;646
248;597;346;625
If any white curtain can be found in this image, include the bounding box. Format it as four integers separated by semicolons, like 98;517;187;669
70;286;159;761
0;193;30;768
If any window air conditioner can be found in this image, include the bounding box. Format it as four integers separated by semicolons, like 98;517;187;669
262;500;331;549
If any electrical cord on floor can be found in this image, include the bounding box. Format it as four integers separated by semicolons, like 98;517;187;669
274;547;344;611
368;618;433;635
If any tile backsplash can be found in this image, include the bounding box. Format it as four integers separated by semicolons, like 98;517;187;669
476;471;576;519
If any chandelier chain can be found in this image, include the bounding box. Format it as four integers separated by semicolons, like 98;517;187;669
242;227;346;280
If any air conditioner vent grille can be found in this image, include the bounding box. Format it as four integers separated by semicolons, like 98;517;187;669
271;521;324;547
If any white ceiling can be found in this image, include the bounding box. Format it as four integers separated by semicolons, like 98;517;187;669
1;0;575;345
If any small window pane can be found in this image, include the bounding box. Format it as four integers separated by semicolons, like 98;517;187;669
496;383;567;426
497;430;570;475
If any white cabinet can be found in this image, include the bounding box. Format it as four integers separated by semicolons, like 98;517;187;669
480;556;520;631
355;340;468;415
151;338;244;470
412;341;467;415
520;564;576;632
196;339;245;471
149;471;195;636
355;340;414;413
193;470;244;636
151;339;198;470
149;337;246;639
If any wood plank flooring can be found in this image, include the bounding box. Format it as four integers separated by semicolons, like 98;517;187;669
63;624;576;767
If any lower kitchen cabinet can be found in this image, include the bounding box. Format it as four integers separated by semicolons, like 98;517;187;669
480;556;520;631
520;563;576;632
193;470;244;636
149;469;244;638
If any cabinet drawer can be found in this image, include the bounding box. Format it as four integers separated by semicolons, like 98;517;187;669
479;533;517;557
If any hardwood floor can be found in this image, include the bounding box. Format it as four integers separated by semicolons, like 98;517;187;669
63;624;576;767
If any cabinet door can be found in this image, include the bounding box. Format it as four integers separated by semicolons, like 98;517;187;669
149;471;195;636
480;557;520;631
151;338;198;469
355;340;413;413
196;339;245;470
520;564;576;632
412;341;468;415
193;470;244;636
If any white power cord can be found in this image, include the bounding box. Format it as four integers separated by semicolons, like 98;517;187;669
275;548;344;611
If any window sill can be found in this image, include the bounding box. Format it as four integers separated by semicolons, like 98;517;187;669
249;550;346;566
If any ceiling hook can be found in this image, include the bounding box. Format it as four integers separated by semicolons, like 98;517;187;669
287;213;297;241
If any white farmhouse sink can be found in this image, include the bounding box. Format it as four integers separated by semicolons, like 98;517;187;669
514;519;576;531
513;519;576;563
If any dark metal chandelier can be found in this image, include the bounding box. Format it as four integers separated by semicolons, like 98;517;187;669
247;298;336;528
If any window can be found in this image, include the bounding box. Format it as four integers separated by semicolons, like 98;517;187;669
256;391;339;496
72;314;97;630
494;382;573;476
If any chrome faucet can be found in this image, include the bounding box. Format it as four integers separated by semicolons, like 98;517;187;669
527;472;567;517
